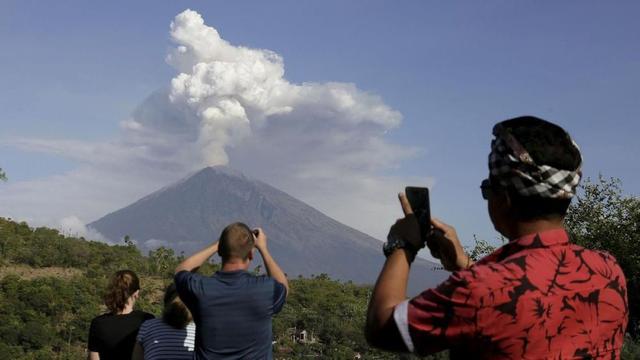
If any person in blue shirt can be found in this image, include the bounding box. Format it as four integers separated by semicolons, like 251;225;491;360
174;222;289;360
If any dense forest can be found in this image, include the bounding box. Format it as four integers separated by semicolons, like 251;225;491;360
0;177;638;359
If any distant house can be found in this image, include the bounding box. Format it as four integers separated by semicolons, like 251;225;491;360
288;327;318;344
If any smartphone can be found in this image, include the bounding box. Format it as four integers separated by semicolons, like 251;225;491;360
405;186;430;242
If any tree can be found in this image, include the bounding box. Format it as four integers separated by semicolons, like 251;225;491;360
467;235;497;262
148;246;178;277
565;176;640;338
0;167;6;181
123;235;134;247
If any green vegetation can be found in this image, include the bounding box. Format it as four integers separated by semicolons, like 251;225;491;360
0;167;6;181
0;218;438;359
0;176;637;359
0;219;174;359
467;235;498;261
273;275;447;359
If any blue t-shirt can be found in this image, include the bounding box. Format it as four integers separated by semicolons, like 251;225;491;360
174;270;286;360
137;318;195;359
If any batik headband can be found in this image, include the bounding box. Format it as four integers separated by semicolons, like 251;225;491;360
489;123;582;199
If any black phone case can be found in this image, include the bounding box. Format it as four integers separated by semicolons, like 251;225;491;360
405;186;430;240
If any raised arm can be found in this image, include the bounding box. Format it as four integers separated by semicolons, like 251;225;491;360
253;228;289;296
175;242;219;274
365;193;416;351
366;193;474;353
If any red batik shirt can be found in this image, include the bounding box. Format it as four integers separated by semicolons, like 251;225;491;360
393;229;628;359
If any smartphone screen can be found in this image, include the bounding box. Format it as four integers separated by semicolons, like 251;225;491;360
405;186;430;241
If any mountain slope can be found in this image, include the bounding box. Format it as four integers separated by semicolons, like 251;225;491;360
89;166;446;293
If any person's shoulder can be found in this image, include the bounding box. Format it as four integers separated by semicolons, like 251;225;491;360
175;270;206;284
569;244;625;276
570;243;617;261
89;312;117;333
175;269;198;280
252;273;272;281
91;312;114;324
239;274;285;292
434;269;477;294
445;258;523;300
139;317;162;330
410;269;482;309
143;311;155;320
248;274;280;286
138;317;154;332
132;310;155;320
175;271;209;295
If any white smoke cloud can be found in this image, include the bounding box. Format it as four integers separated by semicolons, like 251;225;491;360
0;9;430;241
58;215;110;243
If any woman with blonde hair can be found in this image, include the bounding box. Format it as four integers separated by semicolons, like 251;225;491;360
132;283;196;359
88;270;154;360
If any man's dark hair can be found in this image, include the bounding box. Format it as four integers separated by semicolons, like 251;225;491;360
218;222;255;262
495;116;581;220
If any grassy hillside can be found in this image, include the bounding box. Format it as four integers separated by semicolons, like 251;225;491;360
0;218;177;359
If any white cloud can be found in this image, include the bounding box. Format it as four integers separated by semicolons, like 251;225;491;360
58;215;110;243
0;9;431;241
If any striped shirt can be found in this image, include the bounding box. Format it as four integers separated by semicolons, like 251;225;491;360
137;318;195;360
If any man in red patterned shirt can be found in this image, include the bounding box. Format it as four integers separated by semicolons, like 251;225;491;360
366;116;628;359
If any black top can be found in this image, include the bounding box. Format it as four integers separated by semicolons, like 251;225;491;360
88;310;154;360
175;270;286;360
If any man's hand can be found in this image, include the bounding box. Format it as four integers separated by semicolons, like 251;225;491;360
428;218;472;271
253;228;267;251
386;193;426;259
253;228;289;295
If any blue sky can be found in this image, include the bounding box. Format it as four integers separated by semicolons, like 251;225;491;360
1;1;639;250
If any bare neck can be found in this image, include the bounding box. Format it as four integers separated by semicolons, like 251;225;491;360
221;259;250;272
507;218;565;241
117;301;135;315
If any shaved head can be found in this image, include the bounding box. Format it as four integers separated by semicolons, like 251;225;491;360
218;222;255;263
